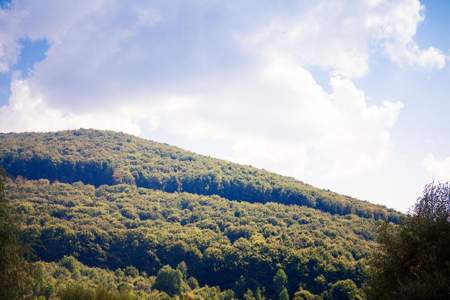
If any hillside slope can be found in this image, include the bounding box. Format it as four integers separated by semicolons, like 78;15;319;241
7;178;375;298
0;129;399;222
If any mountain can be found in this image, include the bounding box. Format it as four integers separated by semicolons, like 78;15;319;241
1;129;400;298
0;129;399;222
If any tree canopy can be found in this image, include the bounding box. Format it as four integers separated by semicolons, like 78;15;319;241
6;177;377;298
0;169;33;300
367;182;450;299
1;129;422;299
0;129;400;222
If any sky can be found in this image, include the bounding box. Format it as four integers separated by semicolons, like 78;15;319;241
0;0;449;212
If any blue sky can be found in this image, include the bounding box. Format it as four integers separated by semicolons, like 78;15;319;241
0;0;449;211
0;38;48;104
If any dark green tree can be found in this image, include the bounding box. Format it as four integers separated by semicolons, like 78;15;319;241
153;265;186;296
328;280;362;300
367;182;450;299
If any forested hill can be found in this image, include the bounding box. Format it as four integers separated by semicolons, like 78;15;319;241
0;129;399;222
7;178;377;299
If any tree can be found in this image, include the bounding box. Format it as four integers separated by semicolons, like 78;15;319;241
273;269;288;299
0;170;32;300
244;289;256;300
58;284;140;300
327;280;362;300
293;288;321;300
255;287;266;300
279;288;289;300
177;260;188;278
4;163;378;298
367;182;450;299
153;265;186;296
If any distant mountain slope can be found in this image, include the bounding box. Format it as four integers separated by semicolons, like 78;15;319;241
0;129;399;222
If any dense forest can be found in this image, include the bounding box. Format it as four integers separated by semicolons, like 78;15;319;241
0;129;400;222
6;178;374;299
3;129;447;299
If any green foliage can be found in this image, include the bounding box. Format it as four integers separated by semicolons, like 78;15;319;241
255;287;266;300
0;169;33;300
59;284;141;300
278;288;289;300
293;288;322;300
327;279;363;300
153;265;186;296
29;257;153;299
367;182;450;300
0;129;399;299
0;129;400;222
30;256;237;299
7;178;371;298
273;269;288;296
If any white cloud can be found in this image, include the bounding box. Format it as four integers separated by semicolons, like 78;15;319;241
0;1;408;172
367;0;447;69
242;1;370;79
0;0;443;108
0;6;21;72
424;153;450;182
230;138;309;174
0;56;403;181
0;79;151;135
